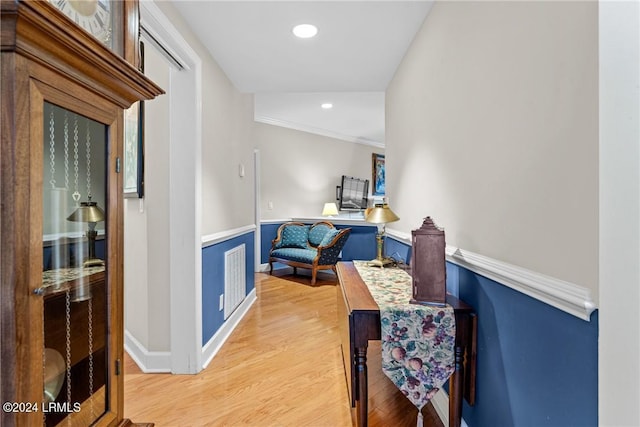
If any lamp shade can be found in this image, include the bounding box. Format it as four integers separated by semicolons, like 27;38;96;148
67;201;105;223
322;202;339;217
365;205;399;224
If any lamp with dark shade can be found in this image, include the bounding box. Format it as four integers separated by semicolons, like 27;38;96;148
66;199;105;302
67;199;105;268
365;204;399;267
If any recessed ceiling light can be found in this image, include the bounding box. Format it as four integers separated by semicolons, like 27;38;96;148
292;24;318;39
321;103;333;110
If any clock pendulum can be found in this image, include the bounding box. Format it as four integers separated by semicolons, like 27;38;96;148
67;114;105;277
42;107;99;423
47;108;71;275
88;296;95;419
43;106;66;414
64;288;72;418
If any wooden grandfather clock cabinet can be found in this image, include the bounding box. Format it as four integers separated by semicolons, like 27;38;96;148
1;1;163;425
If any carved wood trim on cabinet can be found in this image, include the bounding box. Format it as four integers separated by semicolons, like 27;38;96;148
1;1;162;108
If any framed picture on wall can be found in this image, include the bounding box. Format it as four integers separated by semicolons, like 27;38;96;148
123;100;144;198
372;153;385;196
124;41;145;198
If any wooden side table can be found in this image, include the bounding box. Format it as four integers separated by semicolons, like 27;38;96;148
336;262;477;427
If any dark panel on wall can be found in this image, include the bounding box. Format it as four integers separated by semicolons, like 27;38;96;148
387;236;598;427
43;239;106;270
333;225;376;261
384;236;412;264
202;231;255;346
456;267;598;427
261;223;281;264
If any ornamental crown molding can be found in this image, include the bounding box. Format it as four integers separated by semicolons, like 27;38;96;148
2;0;163;107
385;229;597;321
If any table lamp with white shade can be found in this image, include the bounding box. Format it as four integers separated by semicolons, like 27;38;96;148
322;202;339;217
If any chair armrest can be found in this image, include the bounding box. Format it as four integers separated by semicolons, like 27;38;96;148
316;228;351;265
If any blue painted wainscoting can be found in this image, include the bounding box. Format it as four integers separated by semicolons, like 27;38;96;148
385;236;598;427
261;222;281;264
202;230;255;347
43;238;106;270
260;220;377;266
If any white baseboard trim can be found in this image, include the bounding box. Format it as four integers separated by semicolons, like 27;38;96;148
201;288;257;369
385;229;597;321
124;330;172;373
125;287;258;373
431;389;469;427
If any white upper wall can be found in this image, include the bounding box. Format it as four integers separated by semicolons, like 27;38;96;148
124;13;173;353
598;0;640;423
155;1;256;236
386;1;598;295
254;122;379;220
142;42;172;352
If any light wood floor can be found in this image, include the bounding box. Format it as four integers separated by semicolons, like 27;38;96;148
124;270;444;427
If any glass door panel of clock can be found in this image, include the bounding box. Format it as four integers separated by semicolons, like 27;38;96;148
42;102;108;426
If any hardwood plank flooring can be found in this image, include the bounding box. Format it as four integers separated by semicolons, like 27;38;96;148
124;270;444;427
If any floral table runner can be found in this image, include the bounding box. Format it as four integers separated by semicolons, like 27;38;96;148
353;261;456;427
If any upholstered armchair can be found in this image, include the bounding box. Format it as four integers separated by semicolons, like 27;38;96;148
269;221;351;285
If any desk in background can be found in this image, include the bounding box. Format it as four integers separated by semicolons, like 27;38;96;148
336;261;477;427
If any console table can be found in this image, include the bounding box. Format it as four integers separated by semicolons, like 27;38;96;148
336;262;477;427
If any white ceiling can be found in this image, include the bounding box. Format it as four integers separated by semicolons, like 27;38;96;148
171;1;434;146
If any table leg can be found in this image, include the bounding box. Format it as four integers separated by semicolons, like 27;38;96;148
448;345;464;427
355;346;368;427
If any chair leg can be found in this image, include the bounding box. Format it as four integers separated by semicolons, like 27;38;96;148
293;266;297;275
269;260;273;275
311;268;317;286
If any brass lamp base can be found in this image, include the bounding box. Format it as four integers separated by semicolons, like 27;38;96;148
368;231;395;268
368;257;393;268
83;258;105;268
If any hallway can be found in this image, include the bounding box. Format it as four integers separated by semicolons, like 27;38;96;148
124;270;443;426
